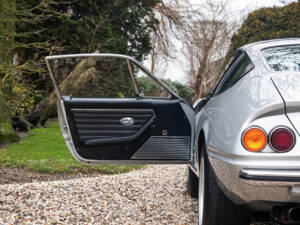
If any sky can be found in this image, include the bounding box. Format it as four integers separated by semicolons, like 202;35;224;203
146;0;297;83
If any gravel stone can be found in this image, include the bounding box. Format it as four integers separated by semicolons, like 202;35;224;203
0;165;198;225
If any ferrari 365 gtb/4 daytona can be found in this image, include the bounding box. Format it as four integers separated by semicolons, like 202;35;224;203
46;38;300;225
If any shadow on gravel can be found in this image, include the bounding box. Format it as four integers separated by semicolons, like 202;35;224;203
0;166;100;185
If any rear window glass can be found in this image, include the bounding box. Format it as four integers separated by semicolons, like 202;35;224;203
261;45;300;72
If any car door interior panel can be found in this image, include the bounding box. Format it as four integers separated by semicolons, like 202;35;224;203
63;96;191;161
71;108;155;146
46;54;194;163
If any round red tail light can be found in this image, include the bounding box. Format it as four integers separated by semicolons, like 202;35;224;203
269;127;295;152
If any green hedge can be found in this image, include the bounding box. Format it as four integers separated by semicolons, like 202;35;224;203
226;1;300;59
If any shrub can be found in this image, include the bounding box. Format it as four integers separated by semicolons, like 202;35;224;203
226;1;300;59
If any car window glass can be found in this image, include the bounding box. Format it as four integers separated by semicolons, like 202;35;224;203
216;54;253;95
130;62;171;98
210;55;236;95
48;56;137;98
47;56;173;99
261;45;300;72
211;50;243;96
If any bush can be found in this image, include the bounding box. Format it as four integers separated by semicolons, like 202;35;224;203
226;1;300;59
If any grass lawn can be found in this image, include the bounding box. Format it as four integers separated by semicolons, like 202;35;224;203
0;122;143;174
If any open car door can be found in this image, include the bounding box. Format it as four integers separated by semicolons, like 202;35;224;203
46;54;194;164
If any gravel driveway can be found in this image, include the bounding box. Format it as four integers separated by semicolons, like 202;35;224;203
0;165;198;224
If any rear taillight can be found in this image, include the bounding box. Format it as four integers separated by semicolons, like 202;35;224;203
242;127;267;152
269;127;295;152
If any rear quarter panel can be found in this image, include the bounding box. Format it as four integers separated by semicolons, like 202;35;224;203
272;73;300;137
196;66;288;160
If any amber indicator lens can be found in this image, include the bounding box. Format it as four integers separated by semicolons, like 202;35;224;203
270;128;295;152
242;127;267;152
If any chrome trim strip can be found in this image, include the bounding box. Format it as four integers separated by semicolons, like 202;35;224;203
240;169;300;178
71;108;154;112
45;58;62;99
126;59;139;96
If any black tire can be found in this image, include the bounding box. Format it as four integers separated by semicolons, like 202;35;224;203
200;145;251;225
187;166;199;198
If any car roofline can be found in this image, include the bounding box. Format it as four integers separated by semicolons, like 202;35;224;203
242;38;300;53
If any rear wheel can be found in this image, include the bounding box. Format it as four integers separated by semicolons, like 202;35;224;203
198;145;250;225
187;166;198;198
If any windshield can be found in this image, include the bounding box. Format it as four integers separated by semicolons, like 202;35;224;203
261;45;300;72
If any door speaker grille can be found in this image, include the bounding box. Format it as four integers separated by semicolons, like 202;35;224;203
131;136;190;160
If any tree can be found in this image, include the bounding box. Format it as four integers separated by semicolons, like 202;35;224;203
226;1;300;61
0;0;19;143
149;0;238;99
136;77;194;103
0;0;159;131
162;79;194;103
21;0;159;124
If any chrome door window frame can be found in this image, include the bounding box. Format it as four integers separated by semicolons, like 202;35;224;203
212;49;255;97
213;50;245;96
45;53;179;100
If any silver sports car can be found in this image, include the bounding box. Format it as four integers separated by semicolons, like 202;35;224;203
46;38;300;225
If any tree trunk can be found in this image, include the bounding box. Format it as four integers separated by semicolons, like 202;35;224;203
194;48;210;99
194;36;216;100
0;0;18;143
27;56;99;125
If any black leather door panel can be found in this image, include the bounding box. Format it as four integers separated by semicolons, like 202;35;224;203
70;109;154;146
63;97;192;161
